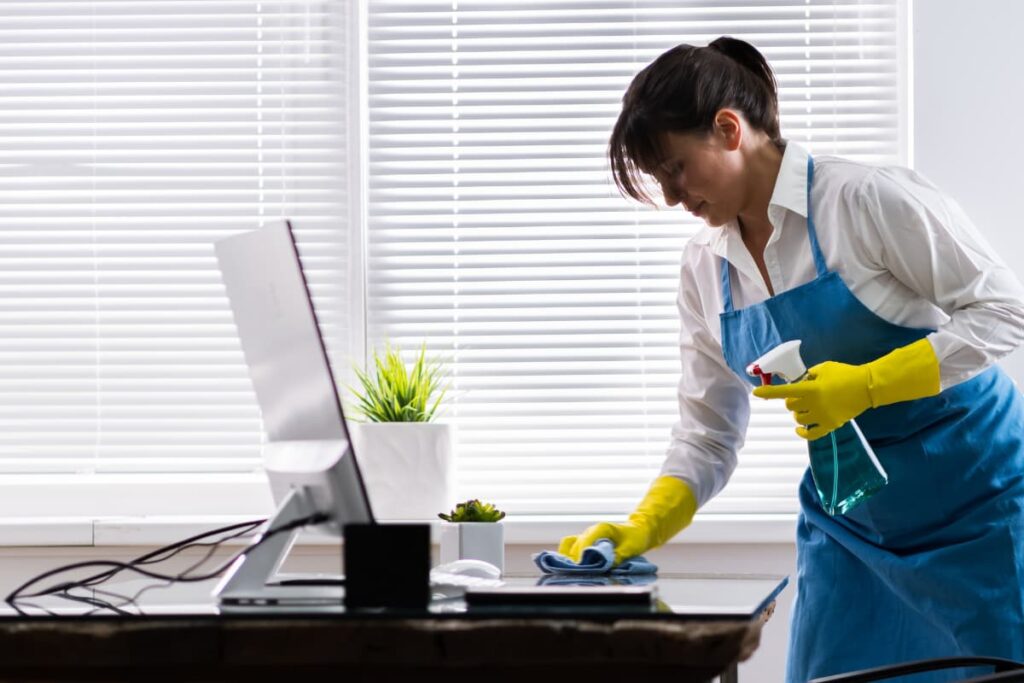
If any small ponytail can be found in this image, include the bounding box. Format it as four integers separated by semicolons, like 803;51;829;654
707;36;779;123
609;36;782;204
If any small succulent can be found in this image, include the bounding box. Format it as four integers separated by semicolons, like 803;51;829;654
438;499;506;523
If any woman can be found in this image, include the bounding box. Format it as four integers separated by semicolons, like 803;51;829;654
558;36;1024;681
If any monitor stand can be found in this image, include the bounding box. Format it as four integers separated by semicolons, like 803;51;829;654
213;488;345;607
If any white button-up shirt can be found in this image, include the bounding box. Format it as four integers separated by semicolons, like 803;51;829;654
662;141;1024;507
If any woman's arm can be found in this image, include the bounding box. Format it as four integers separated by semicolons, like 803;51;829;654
660;256;752;507
859;167;1024;389
557;257;751;563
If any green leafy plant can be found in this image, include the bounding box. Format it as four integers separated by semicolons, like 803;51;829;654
438;499;506;523
349;342;448;422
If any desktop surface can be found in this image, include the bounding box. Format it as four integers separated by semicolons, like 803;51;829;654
0;572;786;683
1;572;787;621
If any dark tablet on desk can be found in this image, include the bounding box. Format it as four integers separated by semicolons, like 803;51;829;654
464;584;656;607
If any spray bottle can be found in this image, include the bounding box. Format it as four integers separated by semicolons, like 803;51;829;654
747;340;887;516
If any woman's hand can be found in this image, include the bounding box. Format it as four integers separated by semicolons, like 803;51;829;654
753;361;872;440
753;338;941;440
558;522;653;567
556;476;698;567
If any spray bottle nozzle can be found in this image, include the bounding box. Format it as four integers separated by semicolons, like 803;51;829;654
746;339;808;384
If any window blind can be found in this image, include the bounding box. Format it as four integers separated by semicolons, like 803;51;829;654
0;1;359;474
366;1;907;514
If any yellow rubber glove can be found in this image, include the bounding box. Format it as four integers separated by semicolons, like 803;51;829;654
752;338;941;440
557;475;697;566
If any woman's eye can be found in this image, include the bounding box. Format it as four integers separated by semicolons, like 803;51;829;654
663;161;681;176
652;162;674;180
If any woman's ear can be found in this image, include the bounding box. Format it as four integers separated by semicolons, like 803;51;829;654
713;109;743;151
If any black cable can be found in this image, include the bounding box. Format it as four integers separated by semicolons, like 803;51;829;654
5;598;58;618
6;512;328;608
9;519;266;607
72;519;266;592
56;589;134;617
68;518;265;605
125;519;265;567
74;585;135;617
10;516;314;606
80;527;242;616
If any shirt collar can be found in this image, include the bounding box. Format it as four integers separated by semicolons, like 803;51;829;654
769;141;809;219
688;141;809;255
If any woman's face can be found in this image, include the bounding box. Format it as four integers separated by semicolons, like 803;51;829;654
648;123;746;228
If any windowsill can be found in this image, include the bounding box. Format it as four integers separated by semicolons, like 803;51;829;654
0;473;798;547
0;513;798;548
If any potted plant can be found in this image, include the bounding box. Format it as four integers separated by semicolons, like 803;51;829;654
346;342;453;521
438;499;506;571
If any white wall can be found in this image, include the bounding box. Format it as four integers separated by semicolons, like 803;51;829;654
913;0;1024;383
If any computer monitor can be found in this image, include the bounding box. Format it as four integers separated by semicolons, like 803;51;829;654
212;220;374;607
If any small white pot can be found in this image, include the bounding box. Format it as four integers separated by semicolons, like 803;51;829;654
349;422;454;522
439;522;505;572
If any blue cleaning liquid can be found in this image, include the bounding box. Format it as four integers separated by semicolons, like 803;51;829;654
806;419;887;515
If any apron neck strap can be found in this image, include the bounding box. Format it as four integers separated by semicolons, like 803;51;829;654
720;153;826;312
805;155;828;277
721;254;735;313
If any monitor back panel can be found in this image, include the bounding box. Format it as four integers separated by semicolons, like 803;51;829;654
214;222;348;443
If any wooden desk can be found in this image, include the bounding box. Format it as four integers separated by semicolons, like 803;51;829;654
0;573;787;682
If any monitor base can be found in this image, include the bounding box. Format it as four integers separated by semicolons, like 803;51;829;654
213;487;346;607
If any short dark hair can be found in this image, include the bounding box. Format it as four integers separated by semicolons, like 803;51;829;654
608;36;782;204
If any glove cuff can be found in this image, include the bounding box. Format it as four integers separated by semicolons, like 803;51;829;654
865;338;941;408
628;475;698;549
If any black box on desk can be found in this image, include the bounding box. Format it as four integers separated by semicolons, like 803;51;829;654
343;523;431;609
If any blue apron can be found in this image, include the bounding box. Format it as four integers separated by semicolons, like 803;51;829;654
719;156;1024;682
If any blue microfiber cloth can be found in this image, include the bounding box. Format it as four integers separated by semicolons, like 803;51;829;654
532;538;658;576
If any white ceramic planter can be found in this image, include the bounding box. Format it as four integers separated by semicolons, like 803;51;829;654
439;522;505;572
348;422;454;522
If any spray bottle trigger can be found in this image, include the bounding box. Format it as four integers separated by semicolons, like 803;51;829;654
746;363;773;386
